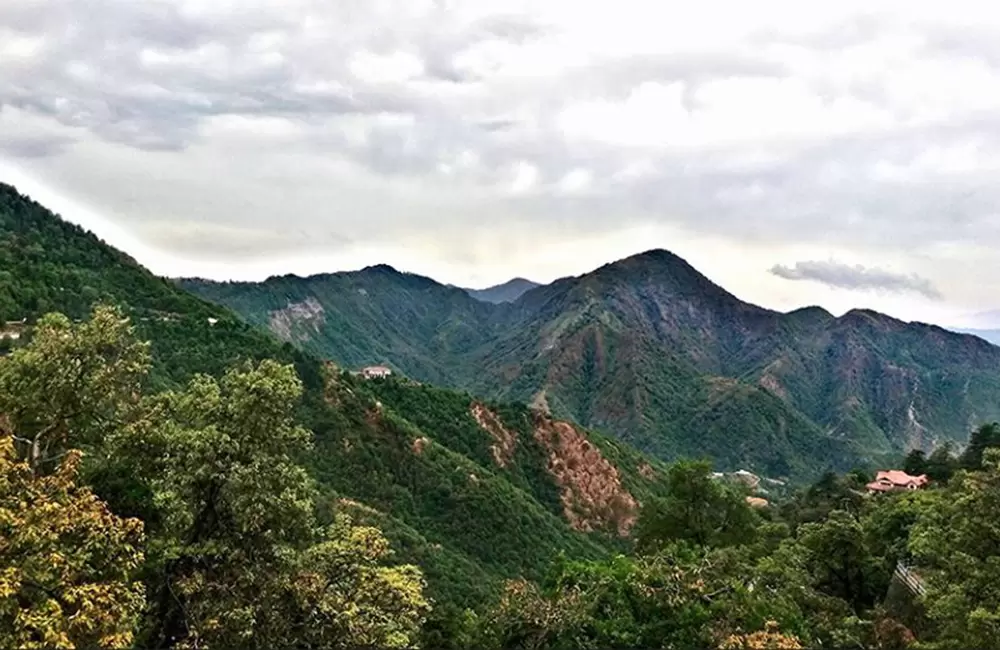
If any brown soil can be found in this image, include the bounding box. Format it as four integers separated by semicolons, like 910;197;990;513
532;415;638;536
638;462;656;480
759;372;788;400
412;436;430;455
470;403;519;467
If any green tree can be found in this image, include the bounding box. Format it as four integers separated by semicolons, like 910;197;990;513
797;510;886;612
481;545;814;650
903;449;928;477
959;422;1000;471
0;304;150;473
113;359;427;649
286;516;429;648
634;460;758;552
924;443;958;483
0;438;146;650
909;449;1000;649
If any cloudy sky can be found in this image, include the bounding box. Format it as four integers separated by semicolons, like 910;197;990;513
4;0;1000;327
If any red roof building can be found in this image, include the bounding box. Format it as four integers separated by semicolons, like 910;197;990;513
867;470;929;493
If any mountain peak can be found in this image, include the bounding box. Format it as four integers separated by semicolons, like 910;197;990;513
581;247;757;310
614;248;687;267
361;263;401;274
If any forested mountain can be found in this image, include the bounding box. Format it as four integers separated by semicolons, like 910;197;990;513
182;250;1000;480
0;182;673;629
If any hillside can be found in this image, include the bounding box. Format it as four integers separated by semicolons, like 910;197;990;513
181;265;494;385
183;251;1000;480
0;182;674;613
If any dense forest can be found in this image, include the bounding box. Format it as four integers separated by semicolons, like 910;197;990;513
5;182;1000;648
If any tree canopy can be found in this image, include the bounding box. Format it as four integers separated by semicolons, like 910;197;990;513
1;306;428;649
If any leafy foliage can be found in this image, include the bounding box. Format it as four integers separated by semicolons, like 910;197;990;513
0;304;150;472
1;307;430;650
634;459;758;552
0;438;145;650
909;449;1000;649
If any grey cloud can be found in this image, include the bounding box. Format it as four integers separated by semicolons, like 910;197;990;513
0;0;432;151
473;14;547;43
921;23;1000;69
0;135;75;159
769;260;943;299
750;13;889;52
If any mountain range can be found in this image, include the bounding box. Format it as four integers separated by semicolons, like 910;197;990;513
180;250;1000;480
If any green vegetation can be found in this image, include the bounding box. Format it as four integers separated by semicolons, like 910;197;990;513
478;449;1000;649
1;307;428;649
7;182;1000;647
3;308;1000;649
633;459;759;551
0;438;146;650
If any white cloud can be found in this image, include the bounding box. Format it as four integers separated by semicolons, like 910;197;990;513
5;0;1000;323
349;50;425;84
556;167;591;193
509;161;539;193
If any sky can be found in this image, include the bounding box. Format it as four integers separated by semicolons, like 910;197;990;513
4;0;1000;328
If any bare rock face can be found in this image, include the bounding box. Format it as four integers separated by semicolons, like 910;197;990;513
268;297;325;342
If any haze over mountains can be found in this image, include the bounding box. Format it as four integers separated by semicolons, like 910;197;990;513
181;249;1000;480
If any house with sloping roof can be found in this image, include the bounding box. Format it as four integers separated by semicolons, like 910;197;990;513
867;470;929;493
360;365;392;379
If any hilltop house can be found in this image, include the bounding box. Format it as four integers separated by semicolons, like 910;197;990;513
360;365;392;379
867;470;929;494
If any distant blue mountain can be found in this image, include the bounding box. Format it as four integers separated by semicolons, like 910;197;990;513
462;277;541;304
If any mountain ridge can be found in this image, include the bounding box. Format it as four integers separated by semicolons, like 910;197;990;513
181;246;1000;480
